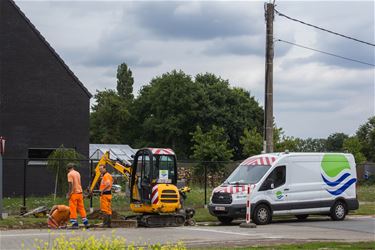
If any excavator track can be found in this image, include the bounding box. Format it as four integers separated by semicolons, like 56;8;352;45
126;214;186;227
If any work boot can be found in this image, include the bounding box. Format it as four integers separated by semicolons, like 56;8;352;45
106;215;112;228
70;219;79;229
102;214;109;228
82;218;90;229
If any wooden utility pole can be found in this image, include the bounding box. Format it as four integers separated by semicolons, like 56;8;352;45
264;2;274;153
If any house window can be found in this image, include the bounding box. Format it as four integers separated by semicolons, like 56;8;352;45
28;148;56;165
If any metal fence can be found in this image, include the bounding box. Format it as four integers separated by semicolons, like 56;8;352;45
2;158;94;212
4;158;372;215
1;158;240;214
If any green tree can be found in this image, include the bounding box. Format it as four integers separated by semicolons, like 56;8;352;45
275;136;299;152
47;145;85;197
272;126;299;152
326;132;349;152
343;137;366;164
90;70;264;159
240;128;262;157
356;116;375;162
130;70;202;157
195;73;263;159
191;125;233;185
296;138;327;152
90;90;129;143
130;71;264;159
116;63;134;100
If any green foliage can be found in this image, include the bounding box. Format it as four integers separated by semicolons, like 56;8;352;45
28;233;186;250
272;126;299;152
240;128;262;157
191;125;233;183
47;145;85;196
295;138;327;152
195;73;263;159
357;184;375;202
116;63;134;100
129;71;263;159
326;132;349;152
90;89;129;143
130;70;201;157
343;137;366;164
356;116;375;162
275;136;299;152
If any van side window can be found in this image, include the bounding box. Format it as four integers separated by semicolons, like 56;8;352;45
260;166;286;191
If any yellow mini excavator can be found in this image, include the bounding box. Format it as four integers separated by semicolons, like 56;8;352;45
89;148;195;227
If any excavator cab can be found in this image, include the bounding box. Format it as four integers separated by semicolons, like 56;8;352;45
130;148;177;204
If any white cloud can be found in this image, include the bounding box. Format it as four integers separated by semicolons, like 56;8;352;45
15;0;375;139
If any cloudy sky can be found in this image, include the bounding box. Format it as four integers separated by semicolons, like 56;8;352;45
16;0;374;139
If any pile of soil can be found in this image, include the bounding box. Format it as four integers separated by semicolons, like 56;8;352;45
87;209;122;220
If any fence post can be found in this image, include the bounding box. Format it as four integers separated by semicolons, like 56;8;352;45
90;159;93;212
0;137;4;218
0;155;3;218
20;159;27;215
204;164;207;208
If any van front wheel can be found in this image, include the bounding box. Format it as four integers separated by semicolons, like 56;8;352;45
330;201;347;221
253;204;272;225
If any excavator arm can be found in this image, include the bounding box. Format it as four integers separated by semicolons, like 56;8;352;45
89;151;132;193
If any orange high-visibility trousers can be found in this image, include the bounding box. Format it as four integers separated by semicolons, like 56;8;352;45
100;194;112;215
69;193;87;219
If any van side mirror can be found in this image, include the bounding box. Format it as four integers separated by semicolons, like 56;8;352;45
263;179;275;190
260;179;274;191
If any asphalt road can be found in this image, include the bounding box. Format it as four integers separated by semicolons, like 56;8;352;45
0;216;374;249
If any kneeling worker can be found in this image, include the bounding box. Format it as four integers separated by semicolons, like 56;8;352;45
99;164;113;227
47;205;70;229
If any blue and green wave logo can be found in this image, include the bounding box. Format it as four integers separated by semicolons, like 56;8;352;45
276;191;284;200
321;154;356;196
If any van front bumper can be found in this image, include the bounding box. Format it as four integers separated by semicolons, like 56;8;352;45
208;203;248;219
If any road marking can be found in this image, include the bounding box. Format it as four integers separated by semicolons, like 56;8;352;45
0;232;69;238
176;227;269;237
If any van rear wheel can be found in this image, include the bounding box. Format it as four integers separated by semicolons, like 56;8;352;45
218;216;233;225
253;204;272;225
295;214;309;220
330;201;347;221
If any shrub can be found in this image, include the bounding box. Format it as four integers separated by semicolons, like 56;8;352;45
26;231;186;250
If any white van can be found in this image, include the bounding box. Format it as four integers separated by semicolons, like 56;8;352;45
208;152;359;225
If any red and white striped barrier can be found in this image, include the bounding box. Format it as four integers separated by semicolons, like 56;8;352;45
245;184;252;224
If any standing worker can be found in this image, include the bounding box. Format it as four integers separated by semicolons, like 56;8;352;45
66;163;89;229
99;164;113;227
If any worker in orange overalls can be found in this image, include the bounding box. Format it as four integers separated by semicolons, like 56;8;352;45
99;164;113;227
47;205;70;229
66;163;89;229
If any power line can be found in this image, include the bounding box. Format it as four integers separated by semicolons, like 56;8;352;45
276;39;375;67
274;9;375;47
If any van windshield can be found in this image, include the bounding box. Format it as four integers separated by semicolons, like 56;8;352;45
224;165;271;185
